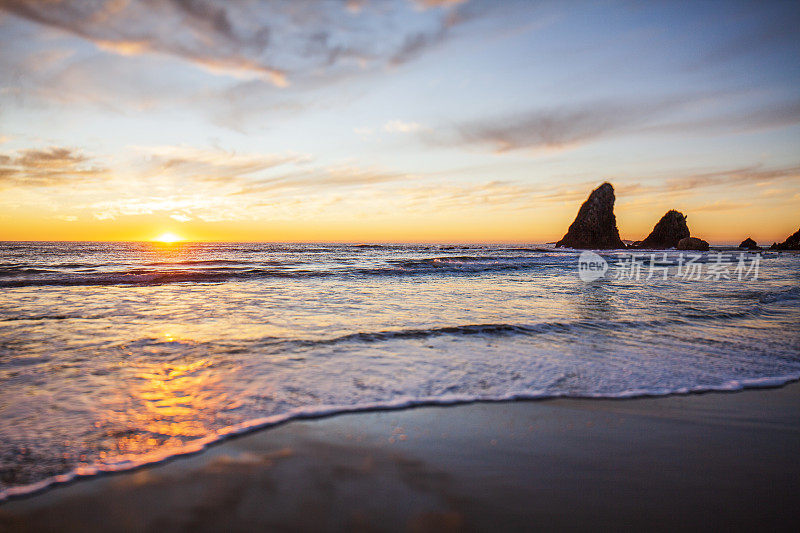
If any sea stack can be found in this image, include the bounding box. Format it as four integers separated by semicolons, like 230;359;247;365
738;238;759;250
638;210;690;249
677;237;709;251
555;182;625;249
769;227;800;250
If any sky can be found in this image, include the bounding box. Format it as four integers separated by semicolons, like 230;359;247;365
0;0;798;244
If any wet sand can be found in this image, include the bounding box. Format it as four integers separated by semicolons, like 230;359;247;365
2;383;799;532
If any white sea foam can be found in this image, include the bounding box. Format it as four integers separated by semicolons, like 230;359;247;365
2;371;798;502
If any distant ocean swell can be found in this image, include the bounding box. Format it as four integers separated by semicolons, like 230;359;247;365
0;259;550;287
0;251;785;288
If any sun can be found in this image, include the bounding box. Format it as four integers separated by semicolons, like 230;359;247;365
152;232;183;243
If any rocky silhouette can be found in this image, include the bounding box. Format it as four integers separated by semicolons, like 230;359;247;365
770;227;800;250
738;238;759;250
637;210;690;249
555;182;625;249
677;237;709;251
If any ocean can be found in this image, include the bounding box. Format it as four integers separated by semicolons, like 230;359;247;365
1;241;798;500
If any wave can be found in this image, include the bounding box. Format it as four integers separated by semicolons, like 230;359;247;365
321;318;702;343
0;247;780;288
0;268;336;287
0;314;77;322
758;286;800;304
113;315;749;352
0;271;243;287
0;259;554;287
2;372;798;503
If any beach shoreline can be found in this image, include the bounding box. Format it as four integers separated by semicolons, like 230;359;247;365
2;382;799;532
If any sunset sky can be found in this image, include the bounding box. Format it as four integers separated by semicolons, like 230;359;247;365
0;0;798;243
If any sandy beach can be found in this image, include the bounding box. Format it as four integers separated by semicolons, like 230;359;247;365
2;382;799;532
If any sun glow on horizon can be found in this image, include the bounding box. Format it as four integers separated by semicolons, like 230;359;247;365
153;232;183;243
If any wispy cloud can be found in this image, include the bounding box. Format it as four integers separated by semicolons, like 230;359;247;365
398;179;535;211
43;145;418;222
0;0;468;87
639;164;800;196
429;93;800;154
691;200;752;212
135;145;308;183
399;163;800;214
0;146;107;188
354;126;374;137
636;98;800;137
124;146;410;199
413;0;468;8
431;98;688;153
384;119;424;133
232;164;411;196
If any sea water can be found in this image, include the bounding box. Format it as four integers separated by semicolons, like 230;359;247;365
1;242;798;499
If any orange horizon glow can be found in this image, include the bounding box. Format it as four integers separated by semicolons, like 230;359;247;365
1;200;798;246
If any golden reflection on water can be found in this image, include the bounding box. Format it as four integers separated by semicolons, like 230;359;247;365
100;357;237;461
143;239;192;263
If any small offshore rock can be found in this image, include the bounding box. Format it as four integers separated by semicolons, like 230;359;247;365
677;237;709;251
738;238;759;250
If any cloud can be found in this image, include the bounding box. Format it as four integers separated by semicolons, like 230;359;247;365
135;145;308;183
354;126;374;137
651;164;800;195
346;1;367;15
433;98;687;153
1;0;284;84
120;146;408;200
384;119;423;133
430;94;800;154
0;146;108;188
413;0;467;8
397;179;535;211
505;164;800;214
62;145;417;222
232;164;411;196
417;163;800;213
691;200;752;212
0;0;468;87
636;98;800;137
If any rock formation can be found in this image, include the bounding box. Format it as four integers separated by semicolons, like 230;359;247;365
555;182;625;249
769;227;800;250
637;210;690;249
738;238;759;250
677;237;709;251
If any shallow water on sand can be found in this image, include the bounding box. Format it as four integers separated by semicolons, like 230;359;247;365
1;242;798;498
